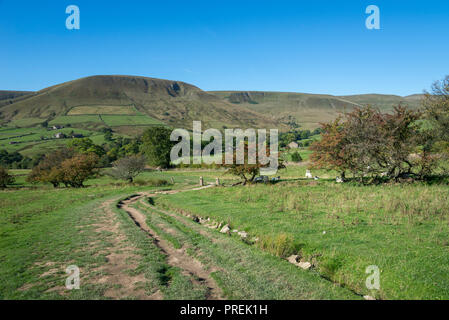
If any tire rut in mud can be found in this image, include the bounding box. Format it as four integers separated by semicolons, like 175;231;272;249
117;194;224;300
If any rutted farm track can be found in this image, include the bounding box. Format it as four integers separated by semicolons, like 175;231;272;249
107;186;361;300
117;189;224;300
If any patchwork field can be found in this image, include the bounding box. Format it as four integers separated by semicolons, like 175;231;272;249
0;127;103;156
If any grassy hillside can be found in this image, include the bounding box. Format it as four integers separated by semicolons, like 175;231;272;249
210;91;423;129
0;75;283;131
339;94;423;111
0;91;33;101
0;91;34;108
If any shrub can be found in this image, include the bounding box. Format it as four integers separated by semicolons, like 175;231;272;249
291;151;302;163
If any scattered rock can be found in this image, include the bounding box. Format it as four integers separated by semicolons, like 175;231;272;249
238;231;248;238
220;224;230;233
298;262;312;270
288;255;300;264
232;229;238;233
287;255;312;270
363;295;376;300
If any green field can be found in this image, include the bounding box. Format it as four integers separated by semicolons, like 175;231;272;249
1;166;447;300
0;127;100;155
155;179;449;299
47;114;165;131
101;115;164;126
49;115;102;126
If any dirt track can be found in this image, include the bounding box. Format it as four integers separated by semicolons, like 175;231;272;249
109;185;223;300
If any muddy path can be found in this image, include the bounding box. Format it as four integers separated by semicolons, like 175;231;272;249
116;186;224;300
93;198;163;300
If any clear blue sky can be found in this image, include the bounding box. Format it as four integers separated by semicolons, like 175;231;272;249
0;0;448;96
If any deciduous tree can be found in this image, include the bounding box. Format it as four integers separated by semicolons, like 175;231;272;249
107;155;146;182
141;127;173;168
60;153;99;188
0;166;14;188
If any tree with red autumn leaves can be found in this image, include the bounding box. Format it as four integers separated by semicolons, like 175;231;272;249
310;105;426;182
309;116;350;181
28;148;99;188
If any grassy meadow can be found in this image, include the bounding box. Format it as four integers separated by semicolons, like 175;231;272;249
155;179;449;299
1;164;448;300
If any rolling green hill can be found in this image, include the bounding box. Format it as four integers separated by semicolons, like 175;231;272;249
0;75;283;132
210;91;423;129
0;76;424;133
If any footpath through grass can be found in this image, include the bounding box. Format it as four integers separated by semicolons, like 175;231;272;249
155;181;449;300
133;198;359;299
0;184;202;299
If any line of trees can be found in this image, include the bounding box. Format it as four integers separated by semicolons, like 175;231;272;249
310;76;449;183
21;126;174;188
279;128;322;148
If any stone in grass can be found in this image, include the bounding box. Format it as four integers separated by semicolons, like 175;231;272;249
288;255;300;264
298;261;312;270
287;255;312;270
220;224;231;233
363;295;376;300
238;231;248;238
206;222;218;229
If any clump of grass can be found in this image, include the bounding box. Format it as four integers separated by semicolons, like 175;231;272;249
256;233;301;258
318;255;345;279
